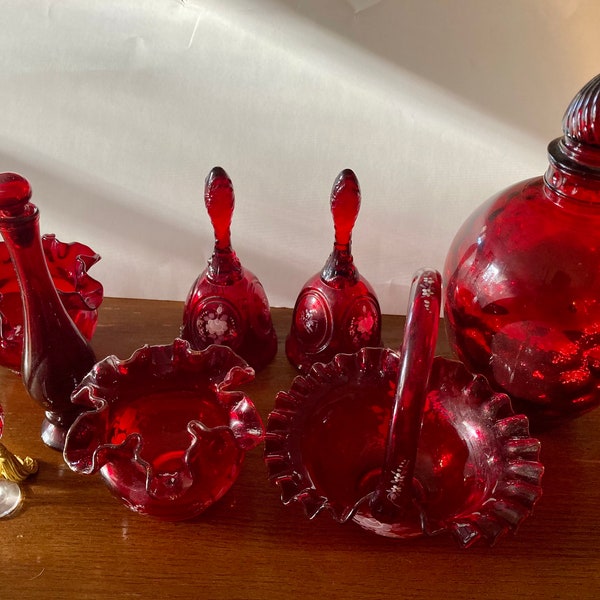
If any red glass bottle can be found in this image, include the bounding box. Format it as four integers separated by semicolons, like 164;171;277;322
0;173;97;450
181;167;277;371
444;73;600;423
286;169;382;372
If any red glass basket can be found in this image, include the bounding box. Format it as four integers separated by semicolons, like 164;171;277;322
266;270;543;547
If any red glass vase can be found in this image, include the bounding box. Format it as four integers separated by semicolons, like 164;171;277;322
286;169;382;372
0;234;103;372
445;73;600;424
266;269;543;547
64;339;263;521
0;173;97;450
181;167;277;372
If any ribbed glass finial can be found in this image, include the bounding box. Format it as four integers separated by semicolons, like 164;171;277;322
562;73;600;146
547;73;600;179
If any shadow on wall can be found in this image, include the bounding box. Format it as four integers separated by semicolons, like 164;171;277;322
0;147;314;305
273;0;600;142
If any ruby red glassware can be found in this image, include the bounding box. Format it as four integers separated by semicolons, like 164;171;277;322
64;339;263;521
266;269;543;547
445;73;600;424
181;167;277;372
0;233;103;372
286;169;382;372
0;173;97;450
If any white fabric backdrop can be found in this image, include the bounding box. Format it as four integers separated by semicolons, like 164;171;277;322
0;0;598;314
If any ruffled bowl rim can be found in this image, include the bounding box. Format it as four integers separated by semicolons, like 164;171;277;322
0;234;103;355
64;339;262;501
40;234;103;312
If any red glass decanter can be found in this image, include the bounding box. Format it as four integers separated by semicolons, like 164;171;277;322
181;167;277;371
0;173;97;450
286;169;382;372
0;234;103;372
64;339;263;521
267;269;543;547
445;73;600;424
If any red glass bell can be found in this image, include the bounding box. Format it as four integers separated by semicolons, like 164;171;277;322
0;234;102;372
445;73;600;424
286;169;382;372
64;339;263;521
0;173;97;450
267;269;543;547
181;167;277;371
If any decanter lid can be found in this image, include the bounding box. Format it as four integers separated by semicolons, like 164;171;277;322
562;73;600;146
0;173;32;215
548;73;600;175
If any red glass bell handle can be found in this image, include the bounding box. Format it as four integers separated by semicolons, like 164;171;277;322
330;169;360;248
369;268;441;521
204;166;234;251
0;173;32;216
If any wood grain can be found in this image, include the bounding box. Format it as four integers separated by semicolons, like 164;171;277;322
0;298;598;600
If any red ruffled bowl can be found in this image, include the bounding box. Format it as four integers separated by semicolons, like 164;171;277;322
64;339;263;521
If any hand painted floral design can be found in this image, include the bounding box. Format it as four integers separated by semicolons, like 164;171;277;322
195;301;241;348
347;298;380;346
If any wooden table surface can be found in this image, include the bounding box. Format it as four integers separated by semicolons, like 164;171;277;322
0;298;599;600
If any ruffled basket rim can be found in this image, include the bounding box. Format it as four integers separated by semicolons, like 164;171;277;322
265;350;543;548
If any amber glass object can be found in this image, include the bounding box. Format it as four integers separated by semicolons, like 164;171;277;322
64;339;263;521
0;234;102;372
286;169;382;372
445;73;600;423
266;269;543;547
0;173;96;450
181;167;277;371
